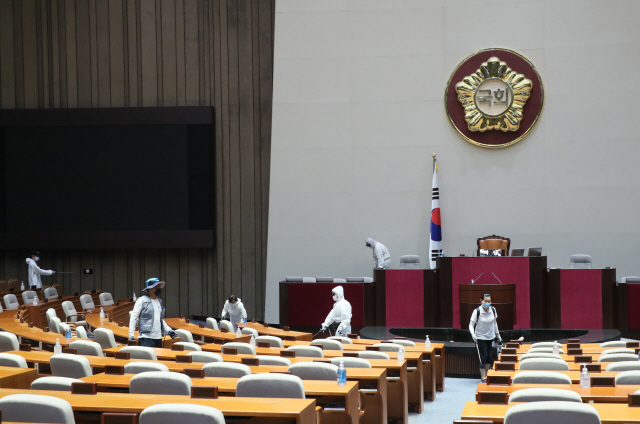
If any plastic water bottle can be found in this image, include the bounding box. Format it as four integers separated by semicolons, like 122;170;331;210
236;326;242;338
54;339;62;355
244;317;247;324
397;345;405;362
20;281;24;291
337;361;347;385
100;307;105;320
250;334;256;347
33;297;38;306
132;292;137;302
425;335;431;350
65;327;72;341
580;365;590;388
553;341;559;355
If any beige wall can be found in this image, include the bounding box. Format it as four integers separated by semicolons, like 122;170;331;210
0;0;275;320
266;0;640;322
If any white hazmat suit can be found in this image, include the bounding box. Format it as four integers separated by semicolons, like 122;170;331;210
25;258;54;289
366;237;391;269
322;286;352;337
221;298;247;331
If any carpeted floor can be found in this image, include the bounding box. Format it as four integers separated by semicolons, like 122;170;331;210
409;377;479;424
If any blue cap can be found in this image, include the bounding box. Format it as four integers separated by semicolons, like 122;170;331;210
143;278;165;291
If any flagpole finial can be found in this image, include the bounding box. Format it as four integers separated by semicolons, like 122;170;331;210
432;153;436;158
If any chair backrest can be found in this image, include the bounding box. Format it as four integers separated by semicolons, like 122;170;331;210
399;255;420;269
174;342;201;351
130;371;192;395
4;294;19;310
221;342;255;355
477;235;510;256
241;327;260;337
49;317;62;334
203;362;251;377
43;287;59;299
330;357;372;368
311;339;343;351
61;301;78;322
614;370;640;385
69;340;104;357
284;276;303;282
236;374;305;399
253;355;292;366
93;328;117;349
75;326;88;339
528;347;565;354
22;290;38;305
358;351;390;360
46;308;57;330
333;278;347;283
0;281;7;292
302;277;316;282
600;341;627;347
527;247;542;257
388;339;416;346
512;371;573;385
606;362;640;371
601;348;635;355
120;346;157;360
530;342;558;348
80;294;95;310
570;254;592;269
186;351;223;363
520;353;563;361
315;277;333;282
0;393;76;424
508;388;583;403
255;335;284;348
174;329;194;343
373;342;403;352
50;353;92;378
219;320;234;332
289;362;338;380
124;362;170;374
286;345;324;358
597;353;638;362
139;403;225;424
503;401;600;424
518;358;570;371
328;336;353;344
511;249;525;257
31;376;83;391
205;317;219;330
0;332;19;352
0;352;28;368
7;279;20;291
99;292;115;306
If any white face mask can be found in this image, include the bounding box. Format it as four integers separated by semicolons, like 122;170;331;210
332;295;338;301
35;257;40;262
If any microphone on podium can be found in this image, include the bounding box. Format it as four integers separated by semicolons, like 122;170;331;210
491;272;505;285
471;273;484;284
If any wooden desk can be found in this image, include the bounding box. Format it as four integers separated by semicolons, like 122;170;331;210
24;296;83;329
82;373;359;424
461;401;640;423
239;321;312;341
0;366;38;389
476;382;640;403
487;370;621;384
163;318;251;343
0;388;317;424
0;310;82;347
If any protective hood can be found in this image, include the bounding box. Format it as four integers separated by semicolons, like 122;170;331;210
332;286;344;301
26;258;35;265
365;237;376;248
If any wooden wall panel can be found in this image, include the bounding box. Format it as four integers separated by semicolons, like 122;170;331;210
0;0;274;320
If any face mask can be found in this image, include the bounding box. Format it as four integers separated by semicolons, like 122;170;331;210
333;295;338;301
482;302;491;309
155;289;162;296
35;257;40;262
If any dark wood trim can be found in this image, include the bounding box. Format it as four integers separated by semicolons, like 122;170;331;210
436;257;453;327
528;256;547;328
601;268;617;329
424;269;438;327
547;268;562;328
279;281;289;327
363;282;376;327
617;282;629;332
374;268;386;327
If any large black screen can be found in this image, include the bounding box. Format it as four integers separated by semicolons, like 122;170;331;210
0;108;215;249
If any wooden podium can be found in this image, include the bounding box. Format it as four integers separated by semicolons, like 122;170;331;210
459;284;515;330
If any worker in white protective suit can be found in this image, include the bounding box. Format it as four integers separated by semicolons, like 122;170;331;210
25;251;56;289
321;286;352;337
221;295;247;331
366;237;391;269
